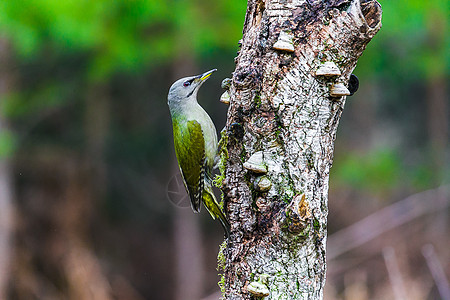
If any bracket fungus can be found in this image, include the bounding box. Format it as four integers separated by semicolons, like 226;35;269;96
329;83;351;97
273;31;295;52
247;274;270;297
220;91;230;105
243;151;268;174
315;61;341;77
247;281;270;297
254;176;272;192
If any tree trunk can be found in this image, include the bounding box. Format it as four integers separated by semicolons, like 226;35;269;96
220;1;382;299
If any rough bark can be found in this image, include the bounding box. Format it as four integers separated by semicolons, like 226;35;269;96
220;0;382;299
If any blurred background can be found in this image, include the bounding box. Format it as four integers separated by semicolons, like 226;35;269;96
0;0;448;299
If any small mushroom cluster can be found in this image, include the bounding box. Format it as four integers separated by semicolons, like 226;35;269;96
243;151;272;193
315;61;351;98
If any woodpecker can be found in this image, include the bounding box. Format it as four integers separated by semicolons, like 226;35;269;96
168;69;230;236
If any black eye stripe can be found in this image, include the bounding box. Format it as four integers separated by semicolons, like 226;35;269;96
183;78;196;87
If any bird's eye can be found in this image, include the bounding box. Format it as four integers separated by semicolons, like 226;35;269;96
183;81;191;87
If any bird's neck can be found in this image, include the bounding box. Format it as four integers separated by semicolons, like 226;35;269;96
169;96;203;120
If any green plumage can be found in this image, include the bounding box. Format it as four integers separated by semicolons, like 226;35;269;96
173;119;205;212
168;69;230;236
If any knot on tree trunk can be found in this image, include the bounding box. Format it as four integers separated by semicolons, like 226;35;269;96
284;194;312;235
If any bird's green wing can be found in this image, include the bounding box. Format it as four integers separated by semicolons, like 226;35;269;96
173;120;205;212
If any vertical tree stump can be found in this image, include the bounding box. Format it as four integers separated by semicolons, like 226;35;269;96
220;0;382;299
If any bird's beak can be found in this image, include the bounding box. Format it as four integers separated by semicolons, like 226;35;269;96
196;69;217;82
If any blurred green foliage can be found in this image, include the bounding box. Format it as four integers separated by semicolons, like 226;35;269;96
0;0;448;192
358;0;449;79
340;0;450;192
333;149;401;193
0;0;246;78
0;130;15;158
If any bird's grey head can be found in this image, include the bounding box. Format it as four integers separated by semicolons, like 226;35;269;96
168;69;217;107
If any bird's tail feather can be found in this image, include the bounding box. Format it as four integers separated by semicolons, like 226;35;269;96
202;187;230;238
